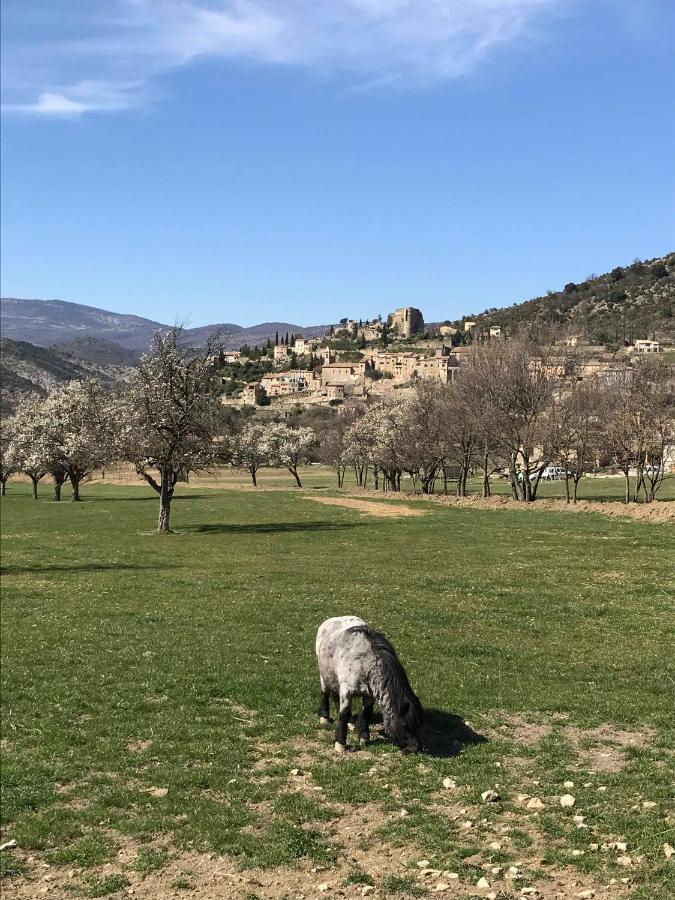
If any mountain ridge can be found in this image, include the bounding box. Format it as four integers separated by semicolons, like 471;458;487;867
0;297;331;351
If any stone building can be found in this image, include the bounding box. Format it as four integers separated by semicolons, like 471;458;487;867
390;307;424;338
261;370;312;397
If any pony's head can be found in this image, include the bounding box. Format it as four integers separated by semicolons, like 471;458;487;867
384;696;424;753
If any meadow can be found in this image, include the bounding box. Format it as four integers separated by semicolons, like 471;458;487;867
1;476;674;899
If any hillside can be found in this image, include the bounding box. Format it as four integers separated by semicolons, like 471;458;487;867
462;253;675;344
0;338;128;415
0;298;329;351
51;337;141;366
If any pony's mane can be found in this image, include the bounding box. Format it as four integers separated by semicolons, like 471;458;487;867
347;625;423;727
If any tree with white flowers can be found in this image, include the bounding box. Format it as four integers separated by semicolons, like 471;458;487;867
6;394;53;499
118;327;223;532
264;422;316;487
41;379;115;501
0;416;17;496
226;421;271;486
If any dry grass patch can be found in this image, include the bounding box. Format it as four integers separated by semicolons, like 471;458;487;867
306;496;427;518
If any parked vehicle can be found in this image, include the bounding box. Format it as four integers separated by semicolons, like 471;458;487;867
538;466;572;481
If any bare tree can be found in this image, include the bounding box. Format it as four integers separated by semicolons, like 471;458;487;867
546;378;605;503
314;410;357;488
399;381;449;494
440;378;480;497
119;328;223;532
466;340;555;501
630;358;674;502
602;359;674;503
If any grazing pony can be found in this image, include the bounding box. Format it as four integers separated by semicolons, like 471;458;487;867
315;616;423;753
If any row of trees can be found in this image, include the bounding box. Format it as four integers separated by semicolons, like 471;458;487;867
2;334;672;531
1;329;316;532
313;341;674;503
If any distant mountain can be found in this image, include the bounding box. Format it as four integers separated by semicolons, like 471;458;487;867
460;253;675;344
0;298;330;351
0;298;167;350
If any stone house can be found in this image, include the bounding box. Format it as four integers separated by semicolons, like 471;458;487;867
633;340;660;353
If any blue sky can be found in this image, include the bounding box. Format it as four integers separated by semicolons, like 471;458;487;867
2;1;674;327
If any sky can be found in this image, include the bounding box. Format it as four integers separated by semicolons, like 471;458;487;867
1;1;674;328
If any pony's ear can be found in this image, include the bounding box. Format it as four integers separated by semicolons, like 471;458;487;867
399;701;410;717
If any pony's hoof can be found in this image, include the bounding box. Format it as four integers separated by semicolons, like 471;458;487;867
319;716;331;726
334;742;347;754
359;737;369;747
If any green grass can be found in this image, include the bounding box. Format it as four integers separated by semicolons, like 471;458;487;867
1;481;674;897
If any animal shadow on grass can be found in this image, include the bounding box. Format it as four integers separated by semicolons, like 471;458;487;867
184;521;366;535
422;709;488;758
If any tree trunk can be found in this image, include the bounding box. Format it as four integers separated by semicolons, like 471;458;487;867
158;471;174;532
509;453;520;500
482;444;490;498
572;476;581;503
564;474;570;504
250;468;257;486
624;470;630;504
289;467;302;488
53;471;66;501
31;476;39;500
1;477;7;496
70;474;81;502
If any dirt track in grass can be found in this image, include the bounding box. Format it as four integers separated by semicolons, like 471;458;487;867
305;496;428;518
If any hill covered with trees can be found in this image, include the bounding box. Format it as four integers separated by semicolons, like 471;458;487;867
461;253;674;346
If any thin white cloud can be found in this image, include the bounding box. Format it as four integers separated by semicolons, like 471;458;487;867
2;0;573;117
2;80;145;117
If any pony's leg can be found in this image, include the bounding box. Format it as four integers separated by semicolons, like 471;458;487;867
318;676;332;725
334;690;352;753
357;697;375;746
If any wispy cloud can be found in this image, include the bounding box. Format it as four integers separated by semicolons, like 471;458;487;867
2;0;572;117
2;80;145;116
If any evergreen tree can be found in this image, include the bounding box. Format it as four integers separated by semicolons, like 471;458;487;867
275;331;279;346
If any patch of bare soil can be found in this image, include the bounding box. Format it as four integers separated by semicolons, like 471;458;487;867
4;723;643;900
564;723;655;774
349;490;675;524
305;496;427;518
2;813;629;900
490;712;553;747
126;739;153;754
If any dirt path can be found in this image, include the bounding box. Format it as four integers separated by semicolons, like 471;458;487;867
305;496;427;518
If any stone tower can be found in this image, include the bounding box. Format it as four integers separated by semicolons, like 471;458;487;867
390;307;424;338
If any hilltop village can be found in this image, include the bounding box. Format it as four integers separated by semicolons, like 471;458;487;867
213;303;669;411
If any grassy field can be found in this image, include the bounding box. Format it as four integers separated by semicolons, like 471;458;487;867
1;481;674;899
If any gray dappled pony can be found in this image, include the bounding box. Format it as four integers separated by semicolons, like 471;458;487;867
315;616;423;754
